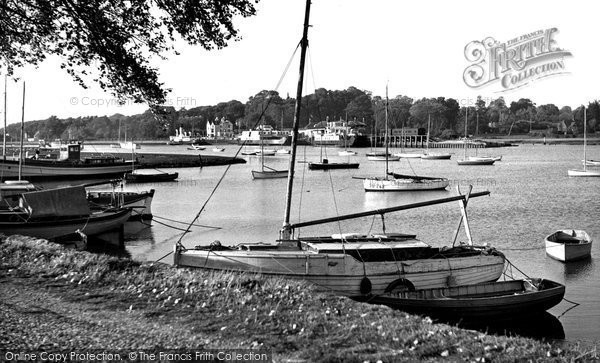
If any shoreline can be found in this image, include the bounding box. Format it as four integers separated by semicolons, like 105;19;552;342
1;235;596;362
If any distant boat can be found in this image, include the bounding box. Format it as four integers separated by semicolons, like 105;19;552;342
394;152;422;158
457;108;496;166
583;159;600;166
545;229;592;262
308;158;359;170
363;87;449;192
212;148;225;152
338;150;357;156
354;278;565;321
367;152;400;161
168;127;197;145
276;148;291;154
0;186;131;239
309;137;359;170
256;149;276;156
569;106;600;177
421;114;451;160
87;189;155;221
0;143;135;179
252;138;288;179
125;170;178;183
188;144;206;151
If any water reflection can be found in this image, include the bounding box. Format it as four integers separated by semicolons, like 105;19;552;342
563;257;594;281
447;312;565;341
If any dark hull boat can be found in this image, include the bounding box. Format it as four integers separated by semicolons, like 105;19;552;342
87;189;155;220
308;159;359;170
125;171;178;183
0;186;131;240
354;278;565;321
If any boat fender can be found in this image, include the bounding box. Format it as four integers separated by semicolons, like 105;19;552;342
360;276;372;295
384;279;415;293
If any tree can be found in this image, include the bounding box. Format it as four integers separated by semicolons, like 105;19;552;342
0;0;257;105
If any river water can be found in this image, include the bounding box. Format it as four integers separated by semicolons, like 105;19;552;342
83;142;600;344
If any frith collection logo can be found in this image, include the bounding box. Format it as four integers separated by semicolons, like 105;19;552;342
463;28;572;91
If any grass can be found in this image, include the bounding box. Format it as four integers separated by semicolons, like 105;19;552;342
1;235;598;362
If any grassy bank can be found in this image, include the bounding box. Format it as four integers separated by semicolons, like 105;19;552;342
0;235;596;362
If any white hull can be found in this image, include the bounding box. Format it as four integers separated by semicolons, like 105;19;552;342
421;153;452;160
568;169;600;177
120;142;140;149
368;155;400;161
545;230;592;262
174;248;504;297
583;159;600;166
338;150;357;156
252;170;288;179
364;177;449;191
394;153;422;158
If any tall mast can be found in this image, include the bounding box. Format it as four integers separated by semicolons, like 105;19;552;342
281;0;311;238
384;84;389;176
426;113;431;153
18;82;25;180
3;75;6;161
583;106;587;171
464;107;468;159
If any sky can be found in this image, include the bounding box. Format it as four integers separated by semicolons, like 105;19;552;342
2;0;599;125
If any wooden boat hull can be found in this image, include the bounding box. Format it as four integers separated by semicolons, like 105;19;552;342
308;162;360;170
0;159;134;179
364;177;449;191
545;229;592;262
174;245;505;297
125;172;178;183
87;190;154;220
568;169;600;177
394;153;422;158
421;153;452;160
457;158;495;165
367;155;400;161
353;278;565;320
0;208;131;239
252;170;289;179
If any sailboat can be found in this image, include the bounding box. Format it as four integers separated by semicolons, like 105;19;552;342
568;106;600;177
363;87;449;192
308;132;359;170
457;107;496;166
251;134;288;179
119;125;140;149
173;0;505;297
338;118;357;156
393;124;422;159
421;114;451;160
124;142;178;182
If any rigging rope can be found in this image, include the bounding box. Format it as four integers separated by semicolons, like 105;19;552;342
171;42;302;251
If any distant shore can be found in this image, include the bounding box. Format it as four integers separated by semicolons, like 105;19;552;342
1;235;596;362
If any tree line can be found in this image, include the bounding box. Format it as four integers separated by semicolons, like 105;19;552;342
3;87;599;142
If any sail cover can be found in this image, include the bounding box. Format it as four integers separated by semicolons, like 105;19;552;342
22;186;91;218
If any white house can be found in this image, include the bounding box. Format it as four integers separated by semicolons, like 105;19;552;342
206;117;234;139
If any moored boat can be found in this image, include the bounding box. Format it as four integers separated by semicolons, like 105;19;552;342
545;229;592;262
87;189;155;221
353;278;565;321
457;156;496;166
308;159;359;170
0;186;131;239
0;143;135;179
173;1;505;299
125;170;178;183
569;107;600;176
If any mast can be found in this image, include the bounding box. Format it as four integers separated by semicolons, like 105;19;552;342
281;0;311;239
463;107;468;159
18;82;25;181
384;84;389;176
426;113;431;153
3;75;6;161
583;106;587;171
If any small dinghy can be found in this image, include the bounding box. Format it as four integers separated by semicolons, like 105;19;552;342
545;229;592;262
354;278;565;322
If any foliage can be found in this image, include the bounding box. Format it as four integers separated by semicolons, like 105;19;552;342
0;0;258;105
